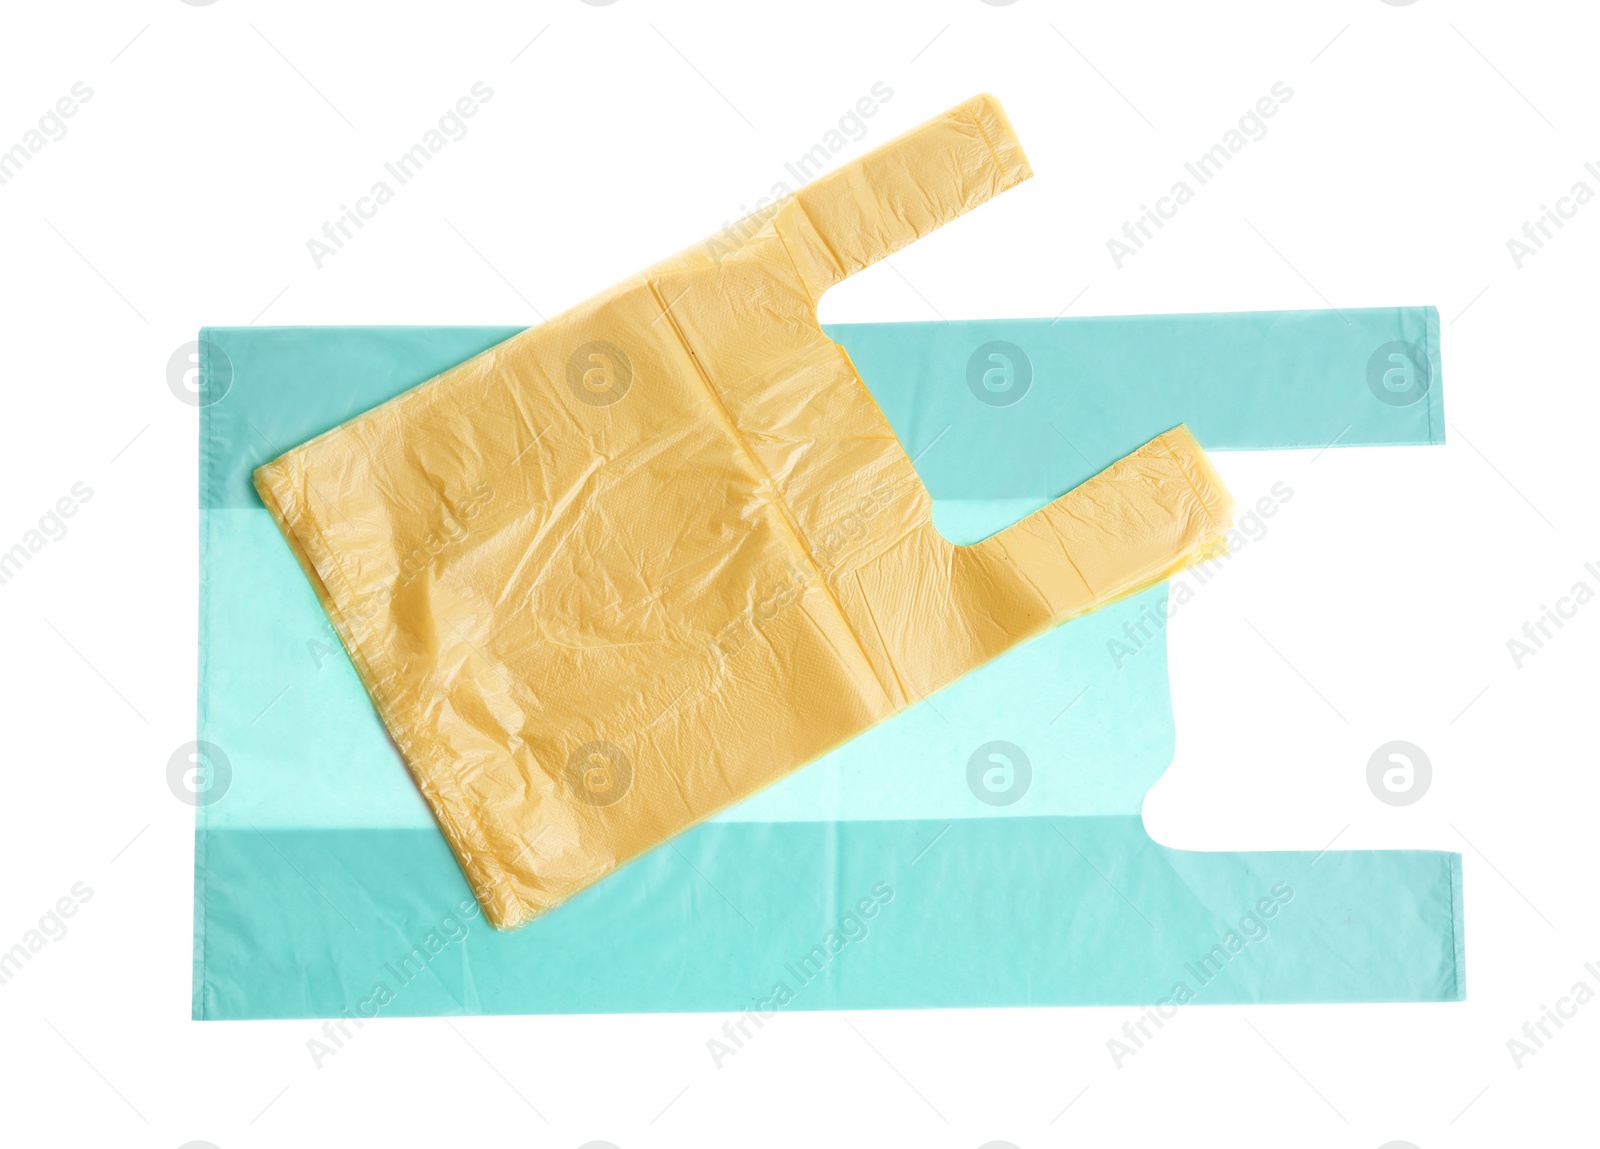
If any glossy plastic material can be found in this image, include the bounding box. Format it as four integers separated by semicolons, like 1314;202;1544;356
253;96;1234;928
196;309;1457;1018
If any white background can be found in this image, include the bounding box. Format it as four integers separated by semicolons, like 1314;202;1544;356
1;0;1595;1145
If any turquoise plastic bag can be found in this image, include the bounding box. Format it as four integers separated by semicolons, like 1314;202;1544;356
194;307;1460;1017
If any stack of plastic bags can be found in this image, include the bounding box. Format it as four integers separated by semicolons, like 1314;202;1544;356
193;95;1460;1018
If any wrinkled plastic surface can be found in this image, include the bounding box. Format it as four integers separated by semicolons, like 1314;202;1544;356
196;310;1460;1017
252;96;1235;928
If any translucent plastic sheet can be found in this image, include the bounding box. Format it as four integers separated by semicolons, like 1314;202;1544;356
195;307;1459;1018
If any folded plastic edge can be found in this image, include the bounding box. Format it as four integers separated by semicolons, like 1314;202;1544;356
1158;424;1234;536
193;328;213;1020
1449;848;1467;1001
1425;303;1446;446
970;91;1033;190
250;461;532;931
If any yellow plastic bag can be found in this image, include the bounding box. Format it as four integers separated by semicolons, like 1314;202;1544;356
255;94;1234;929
